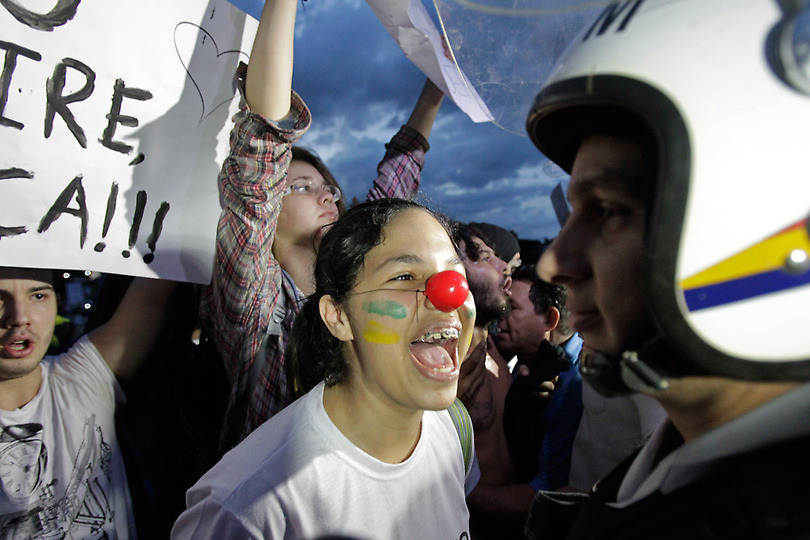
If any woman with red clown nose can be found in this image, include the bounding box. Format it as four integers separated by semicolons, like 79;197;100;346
173;199;479;539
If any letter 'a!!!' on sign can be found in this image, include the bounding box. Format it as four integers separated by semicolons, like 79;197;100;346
425;271;469;312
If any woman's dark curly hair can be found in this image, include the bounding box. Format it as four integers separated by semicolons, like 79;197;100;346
286;198;455;397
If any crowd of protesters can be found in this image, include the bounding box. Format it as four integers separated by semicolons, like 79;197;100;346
4;1;809;539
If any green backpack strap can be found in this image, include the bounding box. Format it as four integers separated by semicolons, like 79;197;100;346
447;398;473;475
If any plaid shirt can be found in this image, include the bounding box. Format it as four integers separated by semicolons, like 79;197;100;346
201;65;428;450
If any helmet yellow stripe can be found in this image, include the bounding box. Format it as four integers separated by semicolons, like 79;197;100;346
681;221;810;290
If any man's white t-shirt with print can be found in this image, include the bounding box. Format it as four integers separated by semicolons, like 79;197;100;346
173;381;475;540
0;336;136;539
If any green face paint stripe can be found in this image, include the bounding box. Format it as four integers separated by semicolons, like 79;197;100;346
362;300;407;320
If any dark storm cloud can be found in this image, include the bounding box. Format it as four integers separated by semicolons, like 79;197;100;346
286;0;566;242
293;1;421;115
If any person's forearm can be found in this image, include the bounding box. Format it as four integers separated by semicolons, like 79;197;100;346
366;79;444;201
404;78;445;139
246;0;298;120
89;277;177;379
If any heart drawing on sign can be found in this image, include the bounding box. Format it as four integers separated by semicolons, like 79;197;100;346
174;21;249;124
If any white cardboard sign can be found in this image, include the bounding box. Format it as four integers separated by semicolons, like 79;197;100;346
0;0;258;283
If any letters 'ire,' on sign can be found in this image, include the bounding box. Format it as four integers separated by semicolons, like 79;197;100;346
0;0;258;283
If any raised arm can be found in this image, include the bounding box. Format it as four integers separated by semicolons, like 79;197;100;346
88;277;176;380
204;0;308;367
245;0;299;120
367;78;445;201
199;0;312;445
404;77;445;139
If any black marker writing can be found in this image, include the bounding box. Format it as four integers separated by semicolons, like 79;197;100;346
174;22;248;123
0;166;33;239
123;190;147;258
45;58;96;148
1;38;152;161
144;202;170;264
0;0;82;32
93;182;118;252
120;191;171;262
0;167;33;180
37;175;88;248
100;79;152;154
4;172;171;261
0;225;26;238
0;40;41;130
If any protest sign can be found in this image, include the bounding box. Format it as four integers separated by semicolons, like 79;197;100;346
0;0;258;283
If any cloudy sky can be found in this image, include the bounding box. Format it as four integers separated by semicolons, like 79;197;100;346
275;0;571;244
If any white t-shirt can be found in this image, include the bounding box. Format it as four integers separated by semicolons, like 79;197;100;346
0;336;136;539
173;382;475;540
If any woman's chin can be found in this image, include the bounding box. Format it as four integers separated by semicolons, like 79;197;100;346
420;384;459;412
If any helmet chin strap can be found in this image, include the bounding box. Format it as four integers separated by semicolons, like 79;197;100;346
580;335;675;397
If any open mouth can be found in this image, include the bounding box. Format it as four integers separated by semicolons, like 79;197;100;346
1;338;34;359
409;328;460;382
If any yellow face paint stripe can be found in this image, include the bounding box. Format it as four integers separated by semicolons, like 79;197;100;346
362;320;400;344
682;221;810;290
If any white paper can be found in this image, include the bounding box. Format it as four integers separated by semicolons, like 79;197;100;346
366;0;494;123
0;0;258;283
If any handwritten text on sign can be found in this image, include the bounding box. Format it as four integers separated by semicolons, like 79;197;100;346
0;0;258;283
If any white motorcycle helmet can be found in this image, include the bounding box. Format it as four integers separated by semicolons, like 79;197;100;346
527;0;810;394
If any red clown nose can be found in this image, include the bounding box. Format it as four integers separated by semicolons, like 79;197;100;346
424;271;469;312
